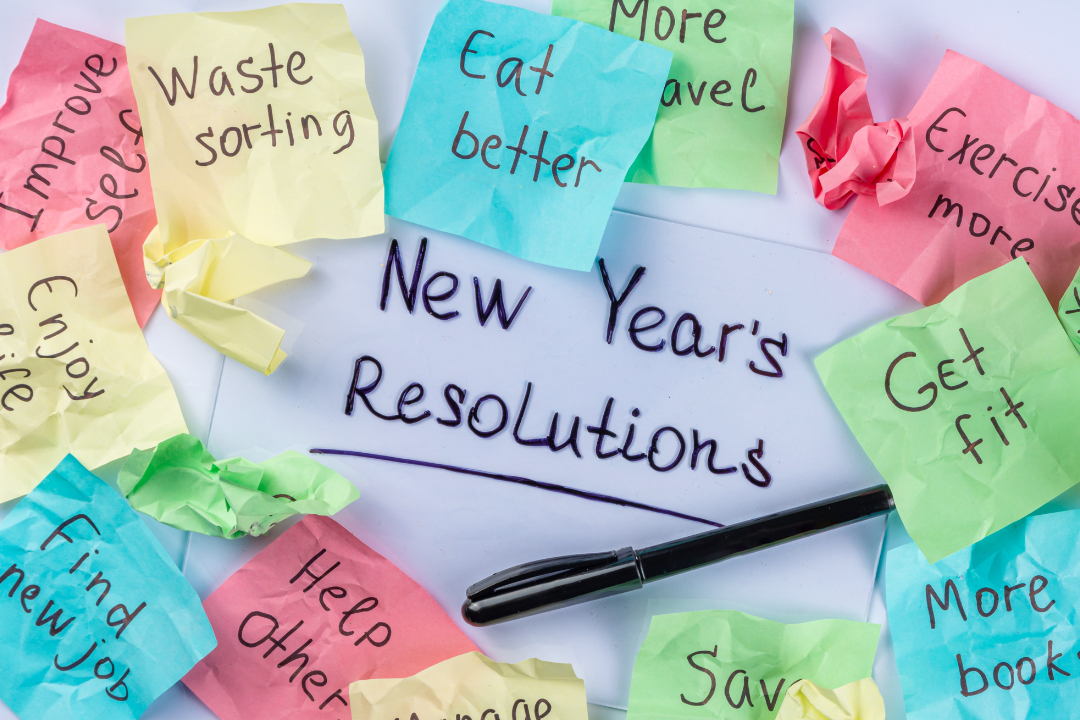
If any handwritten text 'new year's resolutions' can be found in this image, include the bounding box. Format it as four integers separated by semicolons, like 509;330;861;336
925;573;1073;698
148;44;358;165
451;31;604;189
343;238;790;487
883;327;1028;465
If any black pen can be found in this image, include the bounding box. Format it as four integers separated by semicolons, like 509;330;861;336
462;484;894;625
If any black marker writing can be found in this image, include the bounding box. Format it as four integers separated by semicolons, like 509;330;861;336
342;353;770;486
596;257;789;378
607;2;763;114
1;512;146;702
678;646;788;711
454;31;603;187
0;52;146;235
2;275;106;413
235;546;397;712
883;328;1028;464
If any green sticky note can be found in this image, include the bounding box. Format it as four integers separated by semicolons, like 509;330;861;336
552;0;793;192
1058;265;1080;352
118;434;360;538
627;610;879;720
817;259;1080;564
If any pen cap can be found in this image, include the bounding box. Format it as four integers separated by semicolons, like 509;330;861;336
462;547;643;626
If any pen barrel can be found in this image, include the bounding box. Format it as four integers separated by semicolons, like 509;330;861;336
635;485;894;581
462;550;643;626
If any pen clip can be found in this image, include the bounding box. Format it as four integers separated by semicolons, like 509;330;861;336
466;549;630;601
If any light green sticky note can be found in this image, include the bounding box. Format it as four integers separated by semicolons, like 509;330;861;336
817;259;1080;564
118;434;360;538
627;610;879;720
1058;264;1080;352
552;0;793;192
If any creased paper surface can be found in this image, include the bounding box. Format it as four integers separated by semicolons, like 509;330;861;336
777;679;885;720
0;20;159;326
350;652;587;720
816;259;1080;563
118;433;359;538
1056;265;1080;353
626;610;879;720
125;3;383;371
0;224;187;503
144;228;311;375
887;510;1080;720
796;28;914;210
182;515;479;720
125;3;383;248
553;0;793;192
384;0;671;271
0;455;216;720
834;50;1080;308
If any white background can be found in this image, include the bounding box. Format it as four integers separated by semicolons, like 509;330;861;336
5;1;1080;719
199;210;911;711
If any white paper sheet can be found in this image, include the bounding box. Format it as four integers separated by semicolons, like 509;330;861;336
189;211;918;711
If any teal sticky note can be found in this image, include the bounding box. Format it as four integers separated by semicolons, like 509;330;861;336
886;509;1080;719
0;455;216;720
384;0;671;271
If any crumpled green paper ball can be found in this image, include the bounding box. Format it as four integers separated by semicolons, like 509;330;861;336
118;434;359;538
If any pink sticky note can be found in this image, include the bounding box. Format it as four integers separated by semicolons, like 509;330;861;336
0;20;159;327
833;50;1080;309
182;515;478;720
796;28;915;210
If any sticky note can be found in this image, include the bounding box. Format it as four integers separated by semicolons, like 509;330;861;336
350;652;587;720
816;259;1080;563
201;209;914;707
887;510;1080;720
553;0;793;193
125;3;384;249
125;3;383;372
1057;265;1080;353
118;433;360;538
0;20;159;327
182;515;478;720
777;679;885;720
795;28;914;210
833;50;1080;308
0;224;188;503
384;0;671;271
626;610;880;720
143;230;312;375
0;454;216;720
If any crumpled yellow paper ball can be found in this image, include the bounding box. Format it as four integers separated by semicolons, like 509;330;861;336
777;678;885;720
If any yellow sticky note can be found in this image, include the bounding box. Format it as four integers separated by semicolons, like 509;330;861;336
349;652;588;720
125;4;383;374
125;3;384;248
145;229;312;375
0;225;188;502
777;679;886;720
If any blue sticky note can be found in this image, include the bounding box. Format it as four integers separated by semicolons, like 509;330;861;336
0;455;216;720
887;510;1080;720
384;0;671;271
